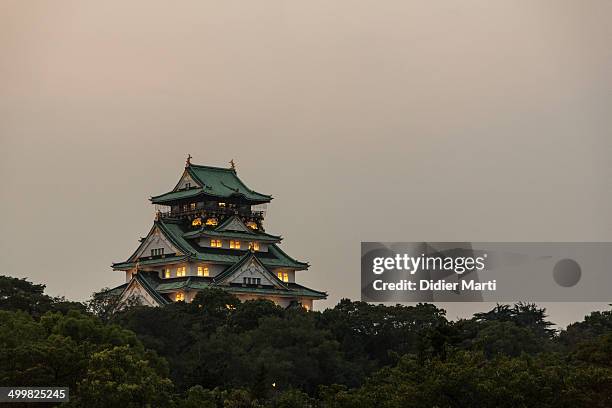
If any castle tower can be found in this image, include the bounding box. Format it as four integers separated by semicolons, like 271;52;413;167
109;159;326;310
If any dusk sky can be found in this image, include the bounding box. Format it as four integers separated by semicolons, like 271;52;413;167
1;1;610;326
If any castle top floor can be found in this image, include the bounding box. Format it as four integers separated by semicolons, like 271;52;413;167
151;159;271;204
150;158;271;224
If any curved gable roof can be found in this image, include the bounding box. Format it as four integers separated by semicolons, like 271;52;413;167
113;219;306;270
151;163;272;204
187;164;271;202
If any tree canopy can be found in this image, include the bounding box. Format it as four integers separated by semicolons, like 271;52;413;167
1;275;612;407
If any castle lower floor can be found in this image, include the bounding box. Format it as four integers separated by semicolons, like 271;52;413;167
110;271;324;310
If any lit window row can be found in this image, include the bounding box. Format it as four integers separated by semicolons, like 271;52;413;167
210;239;261;250
277;271;289;282
197;266;209;277
164;265;210;278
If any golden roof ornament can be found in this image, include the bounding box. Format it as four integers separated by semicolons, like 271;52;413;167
186;154;192;167
230;159;236;172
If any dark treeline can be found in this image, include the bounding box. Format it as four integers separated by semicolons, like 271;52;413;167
1;275;611;407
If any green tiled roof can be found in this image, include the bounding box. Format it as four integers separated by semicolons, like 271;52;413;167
266;245;309;269
151;164;272;204
157;221;199;256
230;283;327;299
136;273;171;305
214;215;249;232
155;277;202;293
105;283;128;296
212;252;288;288
112;219;308;271
190;246;307;269
189;164;272;202
150;188;203;204
112;255;188;270
182;228;282;243
183;215;281;242
110;272;326;301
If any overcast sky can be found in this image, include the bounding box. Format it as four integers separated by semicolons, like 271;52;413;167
1;1;610;326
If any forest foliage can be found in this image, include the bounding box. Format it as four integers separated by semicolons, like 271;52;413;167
1;275;611;407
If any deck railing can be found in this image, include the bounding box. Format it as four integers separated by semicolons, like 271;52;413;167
158;207;265;220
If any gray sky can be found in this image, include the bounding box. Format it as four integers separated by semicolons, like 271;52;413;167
1;1;610;327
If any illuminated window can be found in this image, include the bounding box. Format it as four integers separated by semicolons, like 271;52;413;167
192;218;202;227
151;248;164;256
164;269;171;278
218;202;226;208
246;221;258;230
277;271;289;282
303;304;310;311
230;240;241;249
176;266;186;277
211;239;222;248
205;218;218;226
175;292;184;301
249;242;260;251
182;204;189;212
197;266;209;277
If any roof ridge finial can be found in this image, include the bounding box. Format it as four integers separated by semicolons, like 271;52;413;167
229;159;236;172
186;154;192;167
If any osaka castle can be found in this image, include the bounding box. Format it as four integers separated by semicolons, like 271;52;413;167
109;157;326;309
